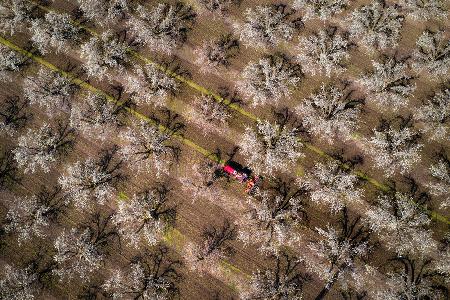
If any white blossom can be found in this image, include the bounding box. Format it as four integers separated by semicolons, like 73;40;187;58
196;94;231;125
70;92;128;141
198;0;240;15
179;161;226;203
53;228;104;282
398;0;447;20
415;87;449;141
365;192;437;256
13;122;75;174
58;148;124;210
300;161;363;214
0;44;27;82
0;0;34;35
76;0;128;26
375;255;449;300
80;31;130;80
23;67;77;116
238;54;303;107
349;0;404;52
30;12;81;55
237;188;306;253
239;120;304;176
112;187;175;249
358;56;415;112
296;82;362;143
241;253;308;300
293;0;350;21
307;225;369;282
184;220;235;275
365;117;422;177
120;120;179;178
297;27;350;77
194;34;239;74
4;195;50;245
305;212;371;299
412;29;450;79
125;63;178;107
427;156;450;209
103;248;181;299
0;264;37;300
236;4;301;49
127;3;196;54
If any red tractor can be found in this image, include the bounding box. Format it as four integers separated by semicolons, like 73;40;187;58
222;161;261;194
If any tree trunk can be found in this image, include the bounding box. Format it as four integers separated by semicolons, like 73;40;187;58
315;270;340;300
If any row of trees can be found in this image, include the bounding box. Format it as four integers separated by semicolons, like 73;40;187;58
1;243;182;299
238;206;449;299
1;1;448;299
2;1;447;151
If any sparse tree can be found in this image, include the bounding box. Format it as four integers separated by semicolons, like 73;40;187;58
300;160;363;214
179;159;226;203
76;0;129;26
80;31;131;80
195;34;239;74
236;4;302;49
365;190;437;256
297;26;351;77
0;264;38;300
120;119;181;177
197;94;231;125
0;44;28;82
4;186;65;245
23;67;78;116
293;0;350;21
184;219;235;274
0;96;31;136
198;0;241;15
0;148;20;190
70;92;130;142
238;180;307;253
127;3;196;54
30;11;82;55
358;55;416;112
306;208;372;300
103;246;182;299
296;82;363;143
412;29;450;79
53;213;119;282
375;255;449;300
437;233;450;278
112;184;176;249
241;252;310;300
426;152;450;209
415;86;449;141
187;89;240;137
238;53;303;107
239;114;304;176
349;0;404;52
58;146;125;210
0;0;35;35
398;0;447;20
365;116;422;177
125;63;179;107
13;121;75;174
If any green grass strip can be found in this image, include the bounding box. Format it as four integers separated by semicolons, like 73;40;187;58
1;35;249;281
0;35;222;163
30;2;450;225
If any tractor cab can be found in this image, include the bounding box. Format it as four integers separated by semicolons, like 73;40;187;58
222;161;261;194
